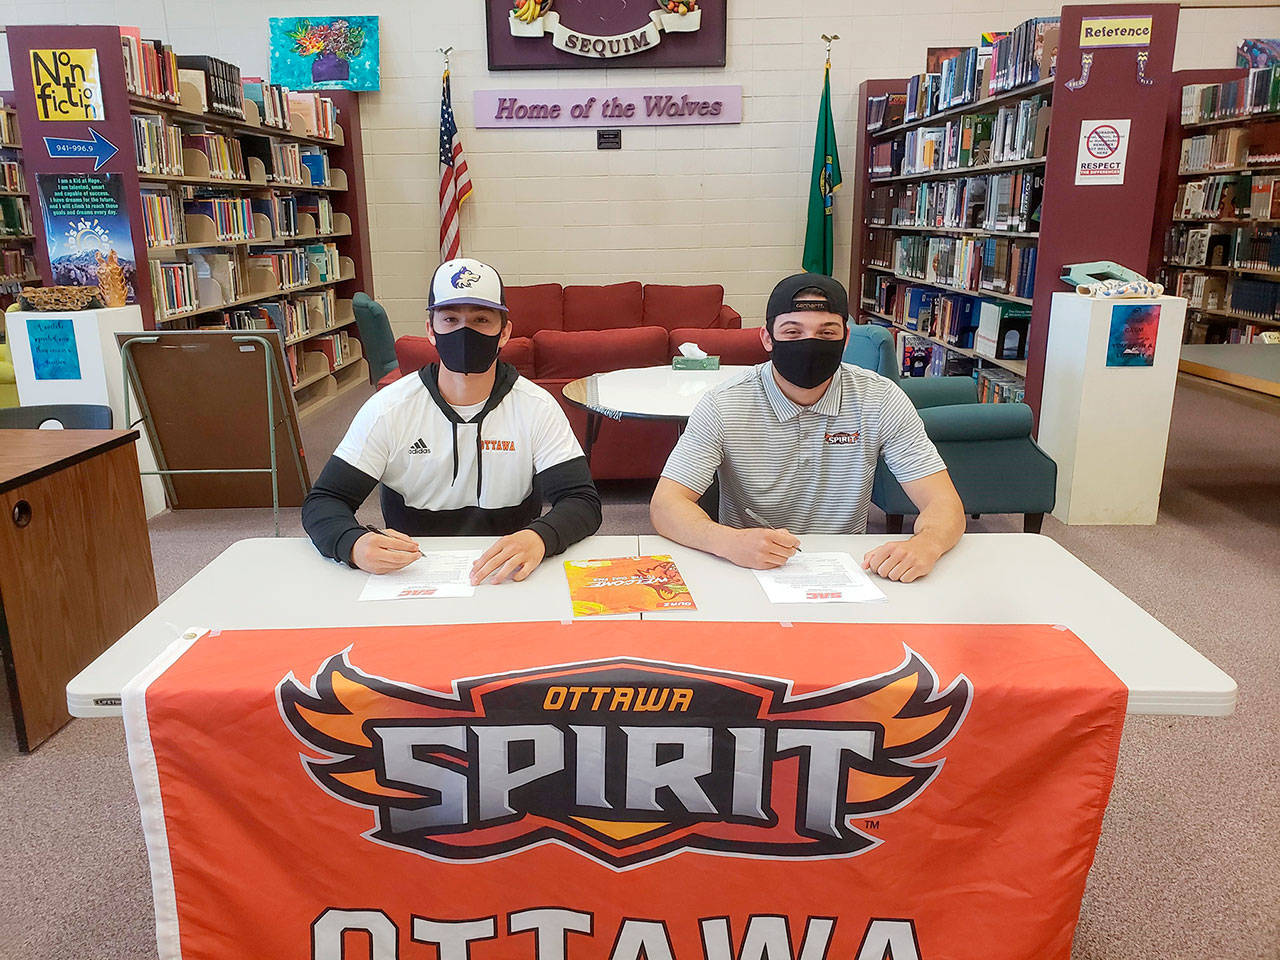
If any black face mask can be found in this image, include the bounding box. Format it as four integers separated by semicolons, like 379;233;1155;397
769;335;846;389
434;325;502;374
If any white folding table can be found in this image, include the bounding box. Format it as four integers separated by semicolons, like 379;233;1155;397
639;533;1236;716
69;533;1236;718
67;535;642;717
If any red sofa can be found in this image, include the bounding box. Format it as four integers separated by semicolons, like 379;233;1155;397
379;282;767;479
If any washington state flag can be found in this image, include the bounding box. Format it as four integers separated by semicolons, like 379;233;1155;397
803;62;843;275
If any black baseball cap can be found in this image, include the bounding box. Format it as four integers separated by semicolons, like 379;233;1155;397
766;273;849;330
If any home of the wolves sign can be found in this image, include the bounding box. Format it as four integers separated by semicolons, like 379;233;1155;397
124;620;1126;959
485;0;727;70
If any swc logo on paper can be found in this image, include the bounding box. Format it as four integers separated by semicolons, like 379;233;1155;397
278;651;970;869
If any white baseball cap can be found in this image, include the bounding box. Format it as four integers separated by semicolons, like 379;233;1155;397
428;257;508;313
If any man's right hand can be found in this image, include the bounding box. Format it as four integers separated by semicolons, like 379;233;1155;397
351;528;421;574
716;526;800;569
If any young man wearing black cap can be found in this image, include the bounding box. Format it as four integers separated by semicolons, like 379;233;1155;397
650;272;964;582
302;257;602;583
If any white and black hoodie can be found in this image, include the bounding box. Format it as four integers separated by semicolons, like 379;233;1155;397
302;362;602;566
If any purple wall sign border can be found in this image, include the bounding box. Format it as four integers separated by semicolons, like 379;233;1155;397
474;86;742;128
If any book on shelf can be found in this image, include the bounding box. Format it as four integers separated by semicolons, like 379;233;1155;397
890;233;1035;298
298;196;334;234
1227;277;1280;319
1182;66;1280;123
269;141;304;185
0;196;32;235
253;195;297;238
977;368;1025;403
974;301;1031;359
149;260;198;317
0;249;31;279
299;147;330;187
241;79;292;130
141;188;186;246
120;28;180;103
1175;175;1250;220
866;93;906;132
248;247;309;289
186;196;255;241
989;18;1058;94
304;242;340;282
175;55;245;119
183;132;247;180
1230;225;1280;270
0;110;18;145
0;161;23;192
132;113;185;176
287;92;337;139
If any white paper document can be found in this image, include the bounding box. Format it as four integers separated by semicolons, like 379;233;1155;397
751;552;887;604
357;550;484;602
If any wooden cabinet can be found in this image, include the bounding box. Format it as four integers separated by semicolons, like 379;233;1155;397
0;430;157;750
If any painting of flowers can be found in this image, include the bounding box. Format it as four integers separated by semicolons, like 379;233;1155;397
270;16;380;91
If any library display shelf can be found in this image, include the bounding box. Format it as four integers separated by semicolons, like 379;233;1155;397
1183;111;1280;132
128;95;345;149
1164;261;1280;280
136;171;348;192
871;156;1045;186
154;269;356;323
1177;161;1280;177
285;316;358;348
867;222;1040;240
147;230;352;257
868;78;1054;140
862;306;1029;377
865;263;1034;306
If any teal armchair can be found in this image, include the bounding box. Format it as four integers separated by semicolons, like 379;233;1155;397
873;376;1056;533
843;322;897;376
352;292;399;384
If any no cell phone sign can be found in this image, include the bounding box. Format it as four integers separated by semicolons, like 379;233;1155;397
1076;119;1131;185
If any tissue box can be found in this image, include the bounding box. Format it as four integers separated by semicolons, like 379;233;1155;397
672;356;720;370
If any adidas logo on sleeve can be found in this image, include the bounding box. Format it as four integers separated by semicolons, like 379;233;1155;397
408;439;431;455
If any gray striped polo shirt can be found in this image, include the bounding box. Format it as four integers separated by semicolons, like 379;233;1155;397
662;362;947;534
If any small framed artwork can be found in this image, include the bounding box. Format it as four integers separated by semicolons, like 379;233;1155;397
1106;303;1159;367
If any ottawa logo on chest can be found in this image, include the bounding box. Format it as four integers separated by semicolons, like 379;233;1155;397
278;652;970;869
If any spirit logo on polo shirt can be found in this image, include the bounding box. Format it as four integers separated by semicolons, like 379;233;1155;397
278;650;970;869
824;431;861;445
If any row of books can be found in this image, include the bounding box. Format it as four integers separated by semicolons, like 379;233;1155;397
976;368;1026;403
120;28;181;104
191;251;244;304
877;98;1048;178
177;55;245;119
249;248;310;289
1185;318;1280;343
305;243;342;282
141;188;186;247
0;162;23;193
150;260;198;317
0;111;17;145
188;197;256;241
892;234;1037;299
988;18;1058;94
1179;122;1280;172
871;279;979;348
865;93;907;133
133;113;184;176
186;132;247;180
868;171;1042;233
1182;66;1280;123
0;250;31;279
1225;278;1280;321
289;92;338;140
311;331;355;371
1173;271;1229;310
268;143;332;186
1230;227;1280;271
0;196;32;235
1175;175;1250;221
242;81;293;130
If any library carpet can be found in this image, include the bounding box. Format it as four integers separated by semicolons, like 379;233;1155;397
0;375;1275;959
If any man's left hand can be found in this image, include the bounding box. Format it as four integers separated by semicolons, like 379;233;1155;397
471;530;547;585
862;535;943;583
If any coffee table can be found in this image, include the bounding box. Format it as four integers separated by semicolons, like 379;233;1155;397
562;364;751;463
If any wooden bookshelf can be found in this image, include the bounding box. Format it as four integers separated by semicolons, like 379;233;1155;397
0;93;38;308
6;25;377;409
852;3;1184;423
1161;65;1280;344
862;305;1029;377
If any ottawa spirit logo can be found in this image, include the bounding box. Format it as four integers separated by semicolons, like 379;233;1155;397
277;651;970;869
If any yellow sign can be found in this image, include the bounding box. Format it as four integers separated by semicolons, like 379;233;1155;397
1080;16;1153;49
30;49;105;121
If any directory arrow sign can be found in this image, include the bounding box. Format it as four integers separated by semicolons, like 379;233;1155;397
43;129;119;171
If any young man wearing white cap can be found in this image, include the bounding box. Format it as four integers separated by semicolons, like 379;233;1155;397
650;272;964;583
303;257;602;584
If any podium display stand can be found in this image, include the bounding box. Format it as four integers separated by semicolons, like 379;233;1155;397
5;306;165;517
1037;293;1186;525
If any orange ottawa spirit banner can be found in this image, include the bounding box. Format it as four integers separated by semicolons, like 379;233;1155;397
124;621;1127;959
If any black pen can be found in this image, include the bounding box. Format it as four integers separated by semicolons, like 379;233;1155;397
743;508;803;552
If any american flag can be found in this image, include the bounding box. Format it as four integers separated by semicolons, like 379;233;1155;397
438;69;472;261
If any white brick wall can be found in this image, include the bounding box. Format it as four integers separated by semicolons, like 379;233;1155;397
3;0;1279;336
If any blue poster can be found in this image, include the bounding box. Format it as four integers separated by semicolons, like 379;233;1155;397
35;172;137;302
269;17;380;91
27;316;81;381
1106;303;1160;367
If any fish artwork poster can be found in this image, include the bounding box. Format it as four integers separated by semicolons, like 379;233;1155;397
36;172;136;301
1106;302;1159;367
270;17;380;91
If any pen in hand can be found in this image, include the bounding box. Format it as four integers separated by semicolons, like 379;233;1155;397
742;508;803;553
363;524;424;558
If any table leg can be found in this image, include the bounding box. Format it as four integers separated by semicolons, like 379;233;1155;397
584;412;602;466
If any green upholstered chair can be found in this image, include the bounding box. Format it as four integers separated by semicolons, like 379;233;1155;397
352;292;399;384
843;322;897;377
872;376;1056;534
0;343;16;409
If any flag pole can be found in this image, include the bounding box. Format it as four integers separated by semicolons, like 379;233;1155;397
437;45;453;74
821;33;840;68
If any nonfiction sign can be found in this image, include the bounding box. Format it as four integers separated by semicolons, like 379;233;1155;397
475;86;742;128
